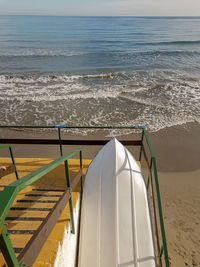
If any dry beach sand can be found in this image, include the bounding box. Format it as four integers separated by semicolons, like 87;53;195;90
0;122;200;267
160;170;200;267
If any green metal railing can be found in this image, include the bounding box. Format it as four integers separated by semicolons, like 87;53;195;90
140;129;170;267
0;124;144;158
0;125;145;129
0;124;169;267
0;149;83;267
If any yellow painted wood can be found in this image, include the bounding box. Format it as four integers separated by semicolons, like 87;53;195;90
7;210;49;218
0;157;91;267
34;193;80;267
11;202;56;209
9;234;32;249
6;221;42;231
33;159;90;266
14;195;60;201
137;161;141;168
0;254;6;266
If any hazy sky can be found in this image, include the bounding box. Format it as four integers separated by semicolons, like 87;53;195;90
0;0;200;16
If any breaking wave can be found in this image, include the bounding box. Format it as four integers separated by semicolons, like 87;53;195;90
0;50;200;58
0;70;199;133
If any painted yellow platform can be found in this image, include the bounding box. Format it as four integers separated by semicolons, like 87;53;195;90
0;157;91;267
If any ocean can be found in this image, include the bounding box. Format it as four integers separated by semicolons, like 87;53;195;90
0;15;200;132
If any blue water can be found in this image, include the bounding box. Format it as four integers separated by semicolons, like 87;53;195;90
0;15;200;131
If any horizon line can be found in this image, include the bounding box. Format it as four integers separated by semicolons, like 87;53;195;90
0;14;200;18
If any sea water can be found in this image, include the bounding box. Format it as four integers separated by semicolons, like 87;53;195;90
0;15;200;132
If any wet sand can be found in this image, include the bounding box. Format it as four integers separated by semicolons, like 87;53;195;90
0;122;200;266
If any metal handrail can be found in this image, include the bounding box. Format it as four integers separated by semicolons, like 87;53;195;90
0;124;144;158
142;129;170;267
0;149;82;267
0;124;145;129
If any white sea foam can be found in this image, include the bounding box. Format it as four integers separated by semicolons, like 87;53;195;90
0;70;199;133
0;49;87;57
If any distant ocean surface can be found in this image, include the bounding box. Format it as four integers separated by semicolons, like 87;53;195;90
0;15;200;132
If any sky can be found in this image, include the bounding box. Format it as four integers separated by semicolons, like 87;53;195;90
0;0;200;16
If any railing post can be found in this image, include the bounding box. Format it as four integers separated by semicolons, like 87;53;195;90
64;160;75;234
159;245;164;258
146;157;152;190
80;150;83;194
139;128;144;162
146;176;150;190
58;127;63;157
0;227;20;267
152;157;170;267
9;146;19;180
143;129;155;158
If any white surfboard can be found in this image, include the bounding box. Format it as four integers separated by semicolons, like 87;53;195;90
78;138;156;267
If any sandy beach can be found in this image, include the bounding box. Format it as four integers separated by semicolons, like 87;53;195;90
160;170;200;267
0;122;200;266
